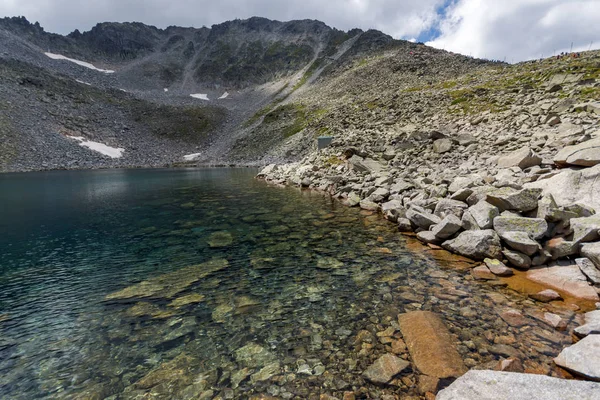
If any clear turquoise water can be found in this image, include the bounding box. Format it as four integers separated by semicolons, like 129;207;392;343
0;168;574;399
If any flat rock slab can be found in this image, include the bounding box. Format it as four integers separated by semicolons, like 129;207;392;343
486;188;542;212
362;353;409;384
493;216;548;240
436;370;600;400
526;264;599;302
554;335;600;381
525;164;600;213
554;137;600;167
398;311;467;379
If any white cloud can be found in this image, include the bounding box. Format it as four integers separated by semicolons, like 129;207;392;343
427;0;600;62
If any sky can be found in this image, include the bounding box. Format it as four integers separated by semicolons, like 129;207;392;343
1;0;599;62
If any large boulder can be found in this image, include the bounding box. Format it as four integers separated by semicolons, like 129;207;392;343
381;200;406;222
432;215;462;239
525;164;600;212
554;335;600;381
571;214;600;243
406;208;441;230
398;311;467;379
582;242;600;269
554;137;600;167
348;155;384;174
497;146;542;170
442;230;502;260
257;164;278;177
433;138;452;153
434;199;468;219
436;370;600;400
493;216;548;240
499;231;541;256
468;201;499;229
526;263;599;301
486;188;542;212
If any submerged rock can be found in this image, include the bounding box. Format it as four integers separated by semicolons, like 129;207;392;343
362;353;409;385
398;311;467;379
208;231;233;247
105;259;229;300
526;263;599;301
436;370;600;400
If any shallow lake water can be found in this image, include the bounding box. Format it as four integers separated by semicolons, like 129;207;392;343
0;168;581;399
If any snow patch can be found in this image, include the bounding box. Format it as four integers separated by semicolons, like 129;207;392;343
190;93;209;101
75;79;91;86
69;136;124;158
183;153;202;161
45;52;115;73
218;92;229;99
164;88;169;92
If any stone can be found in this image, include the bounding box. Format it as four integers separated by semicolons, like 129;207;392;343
576;257;600;284
544;237;580;259
208;231;234;248
582;242;600;269
493;216;548;240
348;155;384;174
105;259;229;300
499;231;540;256
554;335;600;381
417;231;441;244
368;188;390;203
502;249;532;269
433;138;452;153
397;218;412;232
451;188;474;202
543;312;567;331
406;208;441;230
499;309;528;327
381;200;406;222
344;192;361;207
468;201;499;229
526;264;599;302
234;343;276;368
497;358;524;373
484;258;513;276
571;215;600;243
486;188;542;212
529;289;562;303
436;370;600;400
359;199;379;211
461;211;480;230
398;311;467;379
257;164;278;177
434;199;468;219
472;265;496;280
362;354;409;385
525;164;600;212
251;361;281;384
442;230;502;260
554;137;600;167
431;215;462;239
497;146;542;170
448;175;483;194
390;179;415;194
574;310;600;337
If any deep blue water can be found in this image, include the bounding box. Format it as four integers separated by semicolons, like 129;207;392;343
0;168;573;399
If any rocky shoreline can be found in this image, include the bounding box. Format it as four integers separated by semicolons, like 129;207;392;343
256;103;600;396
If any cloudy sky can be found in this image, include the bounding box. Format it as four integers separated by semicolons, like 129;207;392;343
1;0;599;62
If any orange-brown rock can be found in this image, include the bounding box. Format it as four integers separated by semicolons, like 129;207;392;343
398;311;468;379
